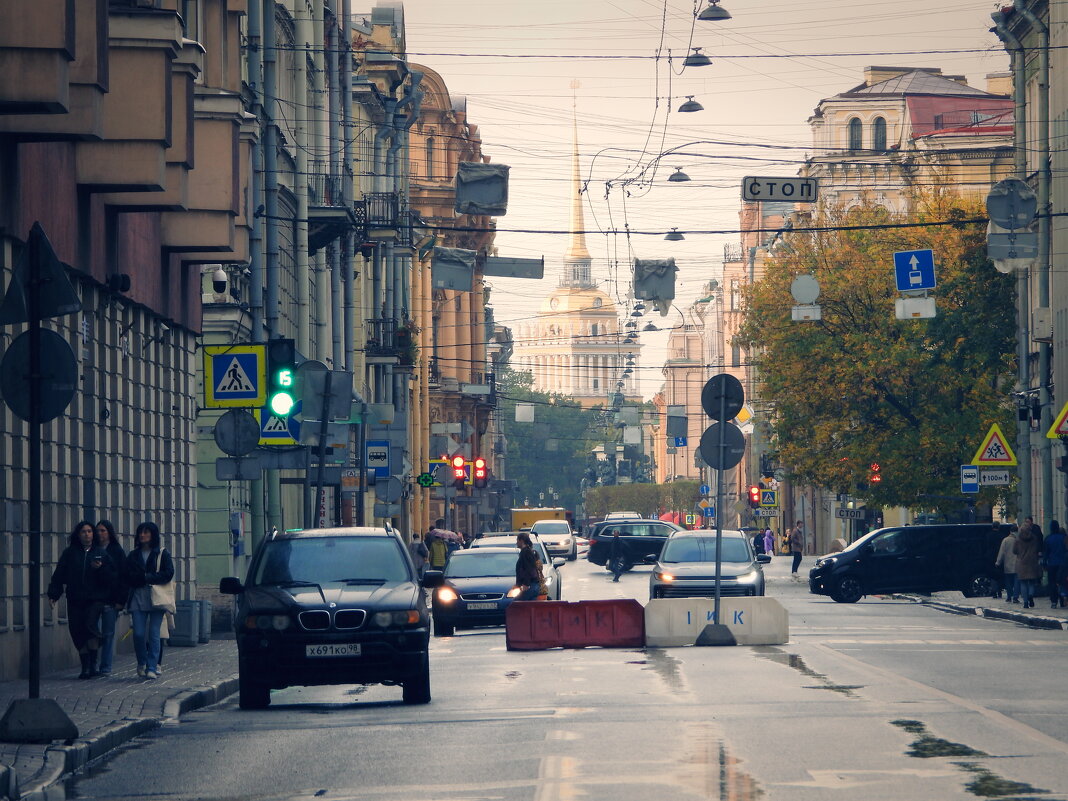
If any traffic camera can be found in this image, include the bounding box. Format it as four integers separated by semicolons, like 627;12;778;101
451;454;466;488
266;338;296;416
472;457;488;488
748;485;761;508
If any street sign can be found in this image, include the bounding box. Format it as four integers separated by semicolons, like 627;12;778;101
702;506;715;518
1047;399;1068;439
698;422;746;470
204;344;267;408
741;176;817;203
961;464;979;494
672;436;687;447
214;409;261;456
986;178;1037;230
893;249;936;293
835;508;865;520
972;423;1017;466
980;469;1011;486
0;329;77;423
685;513;696;526
256;402;300;445
365;440;391;477
753;508;777;517
416;472;435;488
701;374;744;421
759;489;778;507
699;484;710;495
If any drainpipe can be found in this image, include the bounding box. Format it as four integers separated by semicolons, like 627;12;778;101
991;11;1031;521
326;18;344;368
295;0;312;358
1014;1;1052;524
341;0;356;375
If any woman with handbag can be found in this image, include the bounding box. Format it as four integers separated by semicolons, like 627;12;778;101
123;521;175;679
48;520;116;678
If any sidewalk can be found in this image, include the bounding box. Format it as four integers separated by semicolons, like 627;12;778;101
0;638;238;801
893;588;1068;630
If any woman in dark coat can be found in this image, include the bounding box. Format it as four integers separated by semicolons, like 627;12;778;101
94;520;127;675
1014;522;1042;609
48;520;116;678
122;521;174;679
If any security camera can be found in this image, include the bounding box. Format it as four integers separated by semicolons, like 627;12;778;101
212;267;228;294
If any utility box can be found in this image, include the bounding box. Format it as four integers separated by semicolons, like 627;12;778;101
1033;307;1053;342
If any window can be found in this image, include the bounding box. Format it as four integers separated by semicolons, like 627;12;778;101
591;323;598;336
730;278;740;310
425;137;435;179
848;118;863;151
872;117;887;151
731;342;741;367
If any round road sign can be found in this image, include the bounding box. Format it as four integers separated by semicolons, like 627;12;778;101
701;373;744;421
0;329;77;423
214;408;261;456
986;178;1037;230
698;422;746;470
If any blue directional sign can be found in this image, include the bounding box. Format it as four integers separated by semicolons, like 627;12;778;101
699;484;710;495
893;249;936;292
702;506;715;518
673;436;688;447
961;464;979;494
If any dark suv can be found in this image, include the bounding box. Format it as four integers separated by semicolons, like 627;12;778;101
587;519;684;571
220;526;434;709
808;523;1004;603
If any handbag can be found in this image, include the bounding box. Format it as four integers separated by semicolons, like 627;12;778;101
149;549;176;614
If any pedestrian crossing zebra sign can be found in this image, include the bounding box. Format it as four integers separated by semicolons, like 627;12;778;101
203;345;266;408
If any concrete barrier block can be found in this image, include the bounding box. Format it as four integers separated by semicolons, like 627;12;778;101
645;597;788;647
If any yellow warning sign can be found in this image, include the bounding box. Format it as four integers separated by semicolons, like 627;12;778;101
1047;400;1068;439
971;423;1017;466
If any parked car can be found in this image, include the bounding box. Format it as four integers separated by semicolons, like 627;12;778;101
808;523;1004;604
529;519;577;561
429;547;564;636
649;530;770;599
469;534;562;600
219;526;436;709
587;519;684;571
605;511;641;520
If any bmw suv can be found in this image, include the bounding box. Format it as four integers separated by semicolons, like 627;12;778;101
219;526;434;709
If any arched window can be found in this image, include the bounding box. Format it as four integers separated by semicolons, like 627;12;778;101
425;136;435;179
872;117;887;151
848;118;863;151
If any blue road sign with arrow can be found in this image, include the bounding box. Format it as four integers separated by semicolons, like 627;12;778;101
893;249;936;292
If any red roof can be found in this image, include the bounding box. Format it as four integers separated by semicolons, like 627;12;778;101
907;96;1014;138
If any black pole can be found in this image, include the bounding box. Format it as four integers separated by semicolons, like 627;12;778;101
28;233;42;699
714;385;725;624
313;371;333;526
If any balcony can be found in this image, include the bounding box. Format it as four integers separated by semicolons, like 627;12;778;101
364;191;399;240
308;160;360;254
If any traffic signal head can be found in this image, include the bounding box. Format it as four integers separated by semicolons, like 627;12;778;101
749;485;761;508
473;457;488;488
869;462;882;485
451;454;466;487
267;338;296;416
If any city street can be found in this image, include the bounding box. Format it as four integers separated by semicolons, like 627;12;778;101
63;554;1068;801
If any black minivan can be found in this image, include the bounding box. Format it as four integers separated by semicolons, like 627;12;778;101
808;524;1004;604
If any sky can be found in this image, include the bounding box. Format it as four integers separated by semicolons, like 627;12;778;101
395;0;1011;399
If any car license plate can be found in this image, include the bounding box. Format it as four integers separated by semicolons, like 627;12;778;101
305;643;361;658
466;602;497;610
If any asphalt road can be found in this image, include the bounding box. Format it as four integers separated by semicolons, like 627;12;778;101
66;554;1068;801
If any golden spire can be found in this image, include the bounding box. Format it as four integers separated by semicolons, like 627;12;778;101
565;79;591;262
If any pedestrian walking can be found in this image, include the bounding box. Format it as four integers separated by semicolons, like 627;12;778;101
608;529;625;581
993;522;1018;603
94;520;127;675
789;520;805;574
1042;520;1066;608
409;533;429;578
427;520;449;572
763;527;775;557
1013;521;1042;609
513;531;547;600
48;521;116;678
123;521;174;680
752;530;765;555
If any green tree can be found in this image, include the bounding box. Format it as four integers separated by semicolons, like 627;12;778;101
739;193;1017;513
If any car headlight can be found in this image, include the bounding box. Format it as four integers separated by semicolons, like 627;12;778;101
544;574;554;586
506;586;522;598
437;587;458;603
373;610;421;627
653;571;675;582
245;614;291;631
562;537;572;545
815;556;837;568
736;570;760;584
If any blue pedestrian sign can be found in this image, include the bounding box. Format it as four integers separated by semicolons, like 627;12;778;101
893;249;936;292
702;506;715;518
673;436;688;447
203;344;267;408
961;464;979;494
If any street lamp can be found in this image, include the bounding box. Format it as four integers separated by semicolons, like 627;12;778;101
665;228;685;241
697;0;731;21
668;167;691;182
678;96;704;113
683;47;712;67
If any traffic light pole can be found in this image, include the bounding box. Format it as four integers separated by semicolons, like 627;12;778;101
714;387;725;624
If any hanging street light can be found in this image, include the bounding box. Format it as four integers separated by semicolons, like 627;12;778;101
668;167;691;182
665;228;685;241
643;322;660;332
697;0;731;21
683;47;712;67
678;96;704;113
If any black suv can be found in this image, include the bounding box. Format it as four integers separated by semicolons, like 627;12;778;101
220;526;434;709
587;519;684;571
808;523;1004;603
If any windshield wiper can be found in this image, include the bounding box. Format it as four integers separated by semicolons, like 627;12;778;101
339;578;388;585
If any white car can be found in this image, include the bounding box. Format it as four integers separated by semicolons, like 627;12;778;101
605;511;641;520
529;519;577;561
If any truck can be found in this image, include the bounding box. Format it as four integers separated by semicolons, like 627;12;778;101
510;507;569;531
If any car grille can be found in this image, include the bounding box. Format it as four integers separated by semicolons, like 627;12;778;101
334;610;367;629
297;610;331;630
460;592;504;601
655;585;755;599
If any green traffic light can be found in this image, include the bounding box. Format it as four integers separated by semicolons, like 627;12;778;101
269;390;295;416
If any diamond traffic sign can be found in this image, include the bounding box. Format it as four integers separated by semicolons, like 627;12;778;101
204;345;266;408
759;489;778;507
893;249;936;293
972;423;1017;466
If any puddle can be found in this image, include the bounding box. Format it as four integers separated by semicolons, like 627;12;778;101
754;647;863;698
643;648;685;690
679;724;763;800
891;719;986;758
625;659;648;665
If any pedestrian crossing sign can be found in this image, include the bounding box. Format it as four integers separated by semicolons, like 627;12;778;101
204;345;266;408
759;489;778;507
972;423;1017;466
1047;400;1068;439
255;404;300;445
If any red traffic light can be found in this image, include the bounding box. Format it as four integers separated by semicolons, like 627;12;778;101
473;457;487;480
473;456;488;488
451;454;466;480
748;485;761;507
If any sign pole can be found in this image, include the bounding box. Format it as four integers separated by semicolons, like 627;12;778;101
714;385;724;623
27;233;42;700
313;370;333;527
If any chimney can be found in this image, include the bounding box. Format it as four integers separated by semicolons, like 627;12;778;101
985;72;1012;96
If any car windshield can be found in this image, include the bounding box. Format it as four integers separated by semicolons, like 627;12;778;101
250;537;410;586
444;552;517;579
661;537;752;563
532;522;569;535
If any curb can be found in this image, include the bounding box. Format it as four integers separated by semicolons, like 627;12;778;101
895;594;1068;630
11;674;238;801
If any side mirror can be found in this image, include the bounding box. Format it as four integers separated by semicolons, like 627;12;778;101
219;576;244;594
552;558;565;568
643;554;659;564
757;554;772;564
421;570;445;589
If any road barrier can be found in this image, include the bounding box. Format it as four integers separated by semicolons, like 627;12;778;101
506;599;645;650
645;597;788;647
